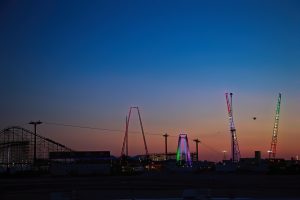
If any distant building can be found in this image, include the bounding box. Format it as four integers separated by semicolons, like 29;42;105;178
145;152;197;162
49;151;111;163
49;151;113;176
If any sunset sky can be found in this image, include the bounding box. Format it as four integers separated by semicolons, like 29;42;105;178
1;0;300;161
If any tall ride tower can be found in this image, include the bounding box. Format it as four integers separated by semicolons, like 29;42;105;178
225;93;241;163
269;93;282;159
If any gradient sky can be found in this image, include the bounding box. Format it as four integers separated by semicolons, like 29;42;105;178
1;0;300;161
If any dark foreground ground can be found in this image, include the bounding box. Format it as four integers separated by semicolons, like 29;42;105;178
1;173;300;199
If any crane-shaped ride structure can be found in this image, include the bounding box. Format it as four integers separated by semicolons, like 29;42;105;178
269;93;282;160
225;92;241;163
121;106;149;157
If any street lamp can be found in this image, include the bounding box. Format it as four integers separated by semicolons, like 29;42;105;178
163;133;169;160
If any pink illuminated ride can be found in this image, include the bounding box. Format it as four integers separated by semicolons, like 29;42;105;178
176;133;192;167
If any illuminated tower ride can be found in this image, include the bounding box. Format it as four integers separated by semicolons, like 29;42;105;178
269;93;282;160
121;106;149;157
176;133;192;167
225;93;241;163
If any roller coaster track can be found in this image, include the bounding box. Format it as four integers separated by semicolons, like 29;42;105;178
0;126;72;165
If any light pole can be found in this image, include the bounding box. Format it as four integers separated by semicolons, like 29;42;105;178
29;120;42;165
193;139;200;161
163;133;169;160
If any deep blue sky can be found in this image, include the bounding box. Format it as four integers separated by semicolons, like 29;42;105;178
1;1;300;159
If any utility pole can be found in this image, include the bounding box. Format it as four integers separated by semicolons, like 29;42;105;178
163;133;169;160
29;120;42;165
193;139;200;161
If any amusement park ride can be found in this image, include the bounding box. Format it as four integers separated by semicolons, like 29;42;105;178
0;93;283;172
121;106;149;158
225;92;241;163
269;93;282;160
176;133;192;167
